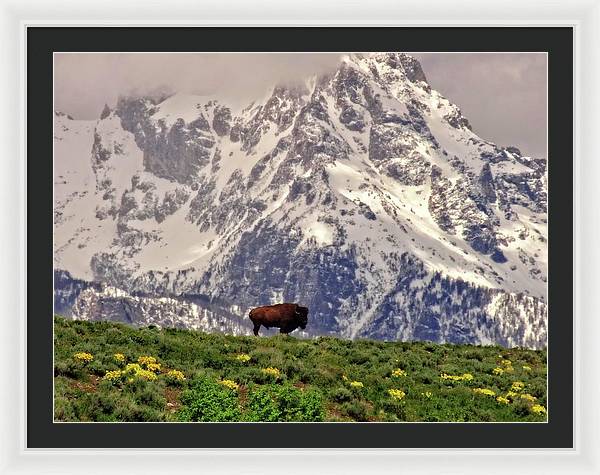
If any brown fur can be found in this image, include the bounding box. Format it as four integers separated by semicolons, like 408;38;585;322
248;303;309;336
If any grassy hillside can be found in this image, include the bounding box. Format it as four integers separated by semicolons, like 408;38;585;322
54;316;547;422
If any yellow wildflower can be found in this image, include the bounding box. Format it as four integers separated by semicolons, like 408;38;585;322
441;373;473;382
166;369;185;381
510;381;525;392
103;370;123;382
135;369;158;381
522;365;532;371
138;356;157;367
219;379;239;391
391;368;407;378
421;391;433;399
520;393;537;402
492;367;504;375
125;363;143;373
496;396;510;405
146;362;161;372
235;353;251;363
262;367;281;378
350;381;364;388
500;359;512;366
473;388;496;397
121;363;157;381
506;391;519;400
73;352;93;362
388;389;406;401
113;353;125;362
342;375;349;381
531;404;547;415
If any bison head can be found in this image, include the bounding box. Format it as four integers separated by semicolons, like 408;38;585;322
295;305;309;329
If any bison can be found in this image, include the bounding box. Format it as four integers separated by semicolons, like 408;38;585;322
248;303;309;336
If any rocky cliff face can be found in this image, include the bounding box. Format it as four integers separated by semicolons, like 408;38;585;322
53;53;548;348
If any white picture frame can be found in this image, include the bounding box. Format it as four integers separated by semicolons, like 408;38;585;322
1;0;598;473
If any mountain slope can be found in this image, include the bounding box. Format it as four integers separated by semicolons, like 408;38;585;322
53;53;547;348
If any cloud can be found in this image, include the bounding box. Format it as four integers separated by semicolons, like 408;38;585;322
54;53;342;117
54;52;546;158
413;53;547;157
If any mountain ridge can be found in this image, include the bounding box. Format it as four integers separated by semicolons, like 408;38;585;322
53;53;548;348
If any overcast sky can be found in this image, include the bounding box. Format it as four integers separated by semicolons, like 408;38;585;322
54;52;547;158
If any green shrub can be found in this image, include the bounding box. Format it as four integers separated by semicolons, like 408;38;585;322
75;391;122;422
340;400;370;421
244;385;281;422
244;384;324;422
104;327;128;345
54;359;84;379
331;386;352;403
348;350;371;365
87;359;107;376
126;378;166;410
297;388;325;422
178;377;242;422
54;396;76;421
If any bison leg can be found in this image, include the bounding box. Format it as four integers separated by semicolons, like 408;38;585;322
252;322;261;336
280;324;297;334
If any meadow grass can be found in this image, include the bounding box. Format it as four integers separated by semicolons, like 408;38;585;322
53;316;547;422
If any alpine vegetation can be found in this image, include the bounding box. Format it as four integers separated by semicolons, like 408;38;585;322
54;317;547;422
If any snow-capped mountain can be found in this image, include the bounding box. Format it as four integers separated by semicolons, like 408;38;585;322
53;53;548;348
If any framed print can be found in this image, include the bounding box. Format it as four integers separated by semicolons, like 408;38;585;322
1;0;599;473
